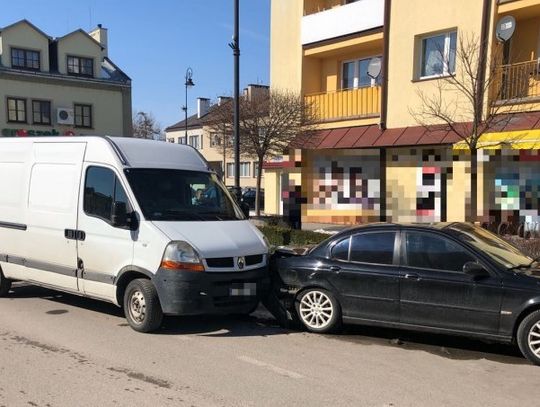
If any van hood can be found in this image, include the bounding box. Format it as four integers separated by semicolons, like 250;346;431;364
152;220;268;258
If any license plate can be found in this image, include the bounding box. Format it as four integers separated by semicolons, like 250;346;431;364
230;283;257;296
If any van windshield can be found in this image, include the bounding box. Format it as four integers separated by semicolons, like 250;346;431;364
125;168;244;221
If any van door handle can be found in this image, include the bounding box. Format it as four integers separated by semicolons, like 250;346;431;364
404;273;420;280
330;266;341;272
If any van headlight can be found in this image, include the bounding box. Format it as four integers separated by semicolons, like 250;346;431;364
160;241;205;272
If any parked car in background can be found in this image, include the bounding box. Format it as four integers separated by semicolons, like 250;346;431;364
243;188;264;210
269;222;540;365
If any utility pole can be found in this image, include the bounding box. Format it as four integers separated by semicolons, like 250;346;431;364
229;0;241;200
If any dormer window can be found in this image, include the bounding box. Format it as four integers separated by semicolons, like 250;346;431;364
11;48;40;71
67;55;94;77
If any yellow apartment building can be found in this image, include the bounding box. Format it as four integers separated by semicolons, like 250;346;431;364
0;20;132;138
267;0;540;229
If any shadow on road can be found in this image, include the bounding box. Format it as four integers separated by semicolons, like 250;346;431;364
7;283;528;364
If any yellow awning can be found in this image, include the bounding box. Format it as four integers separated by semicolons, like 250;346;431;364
453;129;540;150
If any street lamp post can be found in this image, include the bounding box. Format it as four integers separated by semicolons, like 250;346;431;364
229;0;241;201
182;67;195;144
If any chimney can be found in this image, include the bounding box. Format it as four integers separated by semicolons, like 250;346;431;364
197;98;210;118
218;96;232;106
246;84;269;101
89;24;108;57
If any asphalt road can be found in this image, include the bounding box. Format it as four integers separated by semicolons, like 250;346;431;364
1;283;540;407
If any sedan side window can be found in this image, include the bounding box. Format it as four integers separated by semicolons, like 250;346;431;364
331;237;350;261
350;232;396;265
405;232;476;272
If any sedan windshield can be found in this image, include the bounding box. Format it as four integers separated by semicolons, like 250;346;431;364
125;168;244;221
446;223;533;269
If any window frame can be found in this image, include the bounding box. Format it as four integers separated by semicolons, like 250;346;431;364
329;230;399;266
401;230;484;275
10;47;41;71
66;55;94;77
341;55;382;90
74;103;93;129
6;97;27;123
83;165;133;227
240;162;251;178
31;99;52;125
418;30;457;80
226;162;235;178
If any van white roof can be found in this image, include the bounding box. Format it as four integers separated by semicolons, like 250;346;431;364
0;136;210;172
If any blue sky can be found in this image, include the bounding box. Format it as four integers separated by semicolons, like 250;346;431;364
2;0;270;129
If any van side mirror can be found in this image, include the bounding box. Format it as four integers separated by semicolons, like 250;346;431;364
240;201;250;219
111;201;133;229
463;262;489;280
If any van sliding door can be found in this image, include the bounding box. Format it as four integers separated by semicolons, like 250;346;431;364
24;142;87;291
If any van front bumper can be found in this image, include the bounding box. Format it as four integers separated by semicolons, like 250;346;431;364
152;266;270;315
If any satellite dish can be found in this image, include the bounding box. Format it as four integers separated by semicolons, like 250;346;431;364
367;57;382;79
496;16;516;43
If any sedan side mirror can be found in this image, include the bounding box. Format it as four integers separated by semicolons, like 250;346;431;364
463;262;489;280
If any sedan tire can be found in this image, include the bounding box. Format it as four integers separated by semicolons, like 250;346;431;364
517;310;540;366
295;288;341;333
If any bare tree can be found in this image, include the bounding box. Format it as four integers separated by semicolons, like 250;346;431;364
207;90;316;216
132;111;162;140
410;33;524;221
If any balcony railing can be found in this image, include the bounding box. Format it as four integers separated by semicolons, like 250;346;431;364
301;0;384;45
305;86;381;122
493;59;540;102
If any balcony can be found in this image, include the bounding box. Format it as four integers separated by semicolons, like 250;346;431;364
492;60;540;103
305;86;381;122
301;0;384;45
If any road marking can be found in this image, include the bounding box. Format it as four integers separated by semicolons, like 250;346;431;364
237;355;304;379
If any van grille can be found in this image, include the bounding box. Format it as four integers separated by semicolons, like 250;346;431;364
206;257;234;268
246;255;263;266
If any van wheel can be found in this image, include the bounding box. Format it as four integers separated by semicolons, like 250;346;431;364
123;279;163;333
0;269;12;297
295;288;341;334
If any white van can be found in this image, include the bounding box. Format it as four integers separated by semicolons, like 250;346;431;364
0;136;269;332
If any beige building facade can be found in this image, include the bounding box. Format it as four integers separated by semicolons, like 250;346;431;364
164;95;262;189
0;20;131;139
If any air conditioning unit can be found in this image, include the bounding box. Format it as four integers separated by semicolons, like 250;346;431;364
57;108;74;125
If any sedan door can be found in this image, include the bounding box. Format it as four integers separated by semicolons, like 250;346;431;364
325;230;401;322
399;230;503;334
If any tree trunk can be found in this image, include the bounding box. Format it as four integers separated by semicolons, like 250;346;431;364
469;147;478;223
255;156;264;217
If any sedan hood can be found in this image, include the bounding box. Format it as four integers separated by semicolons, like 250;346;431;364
152;220;268;258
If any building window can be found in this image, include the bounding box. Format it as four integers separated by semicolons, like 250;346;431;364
342;56;381;89
7;97;27;123
74;104;92;128
178;136;187;144
240;162;250;178
67;56;94;77
420;30;457;78
189;135;202;149
210;133;222;147
11;48;40;70
32;100;51;125
226;163;235;178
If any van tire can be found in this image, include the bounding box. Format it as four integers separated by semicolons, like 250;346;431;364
0;269;12;297
123;279;163;333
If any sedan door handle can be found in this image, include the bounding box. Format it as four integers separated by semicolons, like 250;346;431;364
404;273;420;280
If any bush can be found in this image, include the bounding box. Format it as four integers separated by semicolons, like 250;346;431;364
258;225;328;247
505;237;540;259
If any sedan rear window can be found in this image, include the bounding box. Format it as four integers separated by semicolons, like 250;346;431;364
350;232;395;265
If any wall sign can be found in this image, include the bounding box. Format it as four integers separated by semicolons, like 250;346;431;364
1;128;75;137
